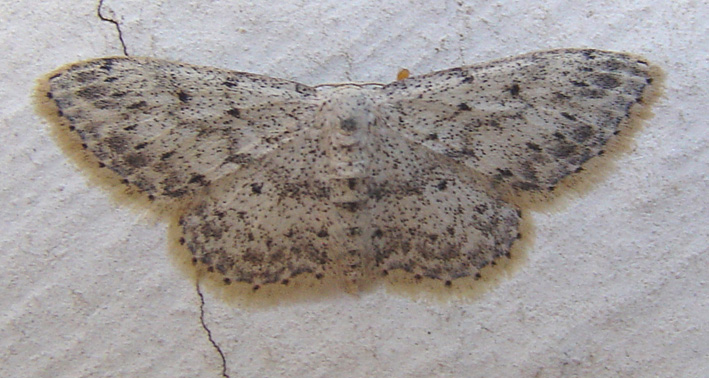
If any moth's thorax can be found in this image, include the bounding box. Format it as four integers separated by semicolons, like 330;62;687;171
316;86;379;180
313;86;381;212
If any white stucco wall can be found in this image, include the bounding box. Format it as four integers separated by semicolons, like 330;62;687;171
2;1;707;377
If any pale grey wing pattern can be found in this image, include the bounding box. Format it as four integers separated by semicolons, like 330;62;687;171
366;129;521;283
37;57;319;204
179;133;367;286
377;49;662;193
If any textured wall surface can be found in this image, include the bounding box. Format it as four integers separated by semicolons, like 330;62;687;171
2;1;707;377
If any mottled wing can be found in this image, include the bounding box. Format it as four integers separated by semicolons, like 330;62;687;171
36;57;318;204
179;132;366;287
377;49;662;193
366;129;521;282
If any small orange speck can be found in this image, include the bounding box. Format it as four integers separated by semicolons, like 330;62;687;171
397;68;410;81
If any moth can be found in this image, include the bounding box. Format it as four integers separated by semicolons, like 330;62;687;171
35;49;663;291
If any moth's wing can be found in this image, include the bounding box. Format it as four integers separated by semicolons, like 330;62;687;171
36;57;319;207
179;133;366;287
377;49;663;194
367;129;521;282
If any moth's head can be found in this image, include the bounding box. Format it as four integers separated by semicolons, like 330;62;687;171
317;85;378;134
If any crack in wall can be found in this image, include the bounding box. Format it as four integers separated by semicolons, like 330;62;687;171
97;0;129;56
197;283;230;378
93;4;229;375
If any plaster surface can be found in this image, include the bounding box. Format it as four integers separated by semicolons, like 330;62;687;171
1;1;707;377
